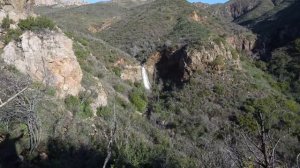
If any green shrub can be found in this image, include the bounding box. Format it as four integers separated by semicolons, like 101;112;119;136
96;106;111;119
18;16;55;31
114;84;125;93
211;56;225;67
230;48;239;60
295;38;300;53
74;44;89;59
77;38;89;46
112;67;121;77
64;95;94;118
3;28;22;44
239;96;300;132
169;17;210;46
65;96;80;113
213;36;226;46
285;100;300;113
129;88;147;112
45;87;56;96
1;15;12;30
213;84;224;95
78;102;94;119
255;60;267;71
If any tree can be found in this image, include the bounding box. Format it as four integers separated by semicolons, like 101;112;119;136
0;72;41;153
227;97;299;168
295;38;300;53
102;102;117;168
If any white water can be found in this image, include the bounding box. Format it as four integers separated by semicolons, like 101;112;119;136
142;66;151;90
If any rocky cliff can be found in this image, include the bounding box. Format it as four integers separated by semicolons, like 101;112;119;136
2;31;83;98
120;41;241;87
0;0;34;22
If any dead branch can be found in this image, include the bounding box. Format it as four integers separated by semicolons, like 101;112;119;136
103;102;117;168
0;72;41;152
0;86;28;108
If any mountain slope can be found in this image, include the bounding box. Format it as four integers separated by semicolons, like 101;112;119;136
196;0;282;24
248;0;300;101
0;0;298;167
99;0;252;61
35;0;86;6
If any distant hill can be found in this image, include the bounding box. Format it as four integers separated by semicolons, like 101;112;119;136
6;0;298;167
35;0;86;6
195;0;285;24
112;0;155;6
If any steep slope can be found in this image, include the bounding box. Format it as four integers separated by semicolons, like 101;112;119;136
35;2;127;34
99;0;252;61
2;31;83;98
1;0;299;167
247;0;300;101
0;0;34;22
40;0;300;167
196;0;282;24
250;0;300;48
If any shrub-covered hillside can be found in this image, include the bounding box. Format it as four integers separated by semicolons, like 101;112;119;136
0;0;299;167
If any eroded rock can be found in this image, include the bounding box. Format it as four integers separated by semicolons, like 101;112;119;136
0;0;34;23
120;41;241;87
90;77;108;115
121;65;143;83
1;31;83;98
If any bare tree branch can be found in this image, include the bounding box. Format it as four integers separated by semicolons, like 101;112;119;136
0;72;41;152
103;102;117;168
0;86;28;108
296;153;300;168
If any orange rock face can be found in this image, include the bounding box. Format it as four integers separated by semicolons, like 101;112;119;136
2;31;83;98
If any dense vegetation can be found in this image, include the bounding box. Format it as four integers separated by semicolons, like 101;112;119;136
0;0;299;167
267;39;300;102
18;16;56;31
1;16;56;44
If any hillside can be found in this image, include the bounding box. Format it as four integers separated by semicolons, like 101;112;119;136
195;0;283;24
196;0;300;102
35;0;86;6
98;0;252;61
249;0;300;102
0;0;299;167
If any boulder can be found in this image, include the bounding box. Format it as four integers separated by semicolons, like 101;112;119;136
0;0;34;22
1;31;83;98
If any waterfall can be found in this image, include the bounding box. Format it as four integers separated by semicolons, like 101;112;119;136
141;66;151;90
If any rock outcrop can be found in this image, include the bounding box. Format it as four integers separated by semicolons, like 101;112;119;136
188;41;240;71
89;77;108;115
120;41;240;86
121;65;143;83
1;31;83;98
226;34;256;53
0;0;34;23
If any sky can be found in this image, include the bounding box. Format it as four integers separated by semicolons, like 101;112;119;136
86;0;228;4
